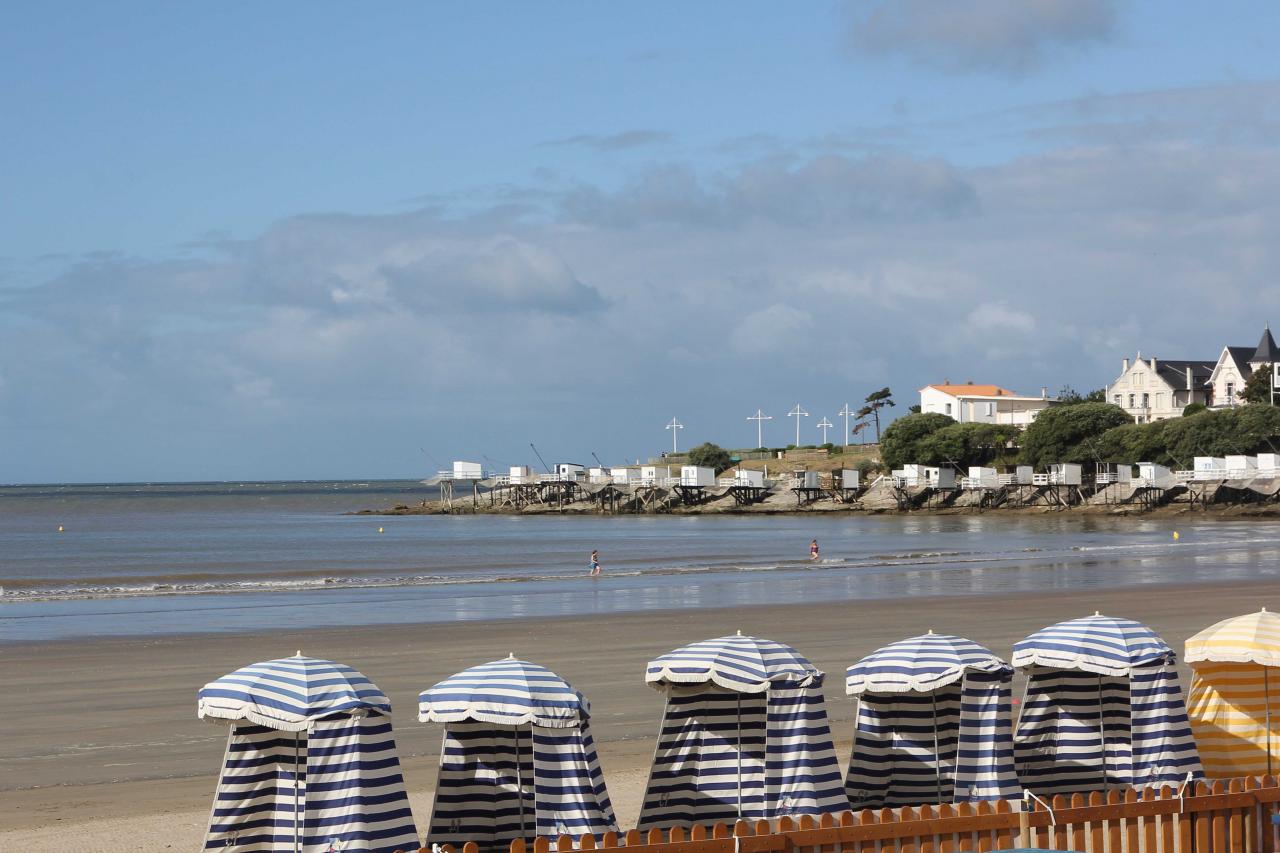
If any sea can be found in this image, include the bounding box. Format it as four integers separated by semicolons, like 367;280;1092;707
3;479;1280;643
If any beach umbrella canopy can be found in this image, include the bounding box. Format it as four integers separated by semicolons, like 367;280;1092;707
198;653;391;731
1186;608;1280;778
645;631;821;692
1011;613;1173;676
418;654;589;728
1012;614;1201;795
844;632;1017;808
1186;608;1280;667
198;654;417;853
418;656;615;850
846;631;1011;695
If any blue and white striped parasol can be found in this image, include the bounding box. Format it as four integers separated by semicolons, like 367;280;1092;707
638;633;846;828
645;631;821;692
418;654;589;728
1012;614;1202;796
1011;613;1174;675
846;631;1011;695
418;656;615;849
844;632;1017;808
198;654;417;853
198;652;391;731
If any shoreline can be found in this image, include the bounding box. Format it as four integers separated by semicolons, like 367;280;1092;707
6;577;1280;851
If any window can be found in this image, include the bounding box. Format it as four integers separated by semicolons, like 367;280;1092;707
1156;393;1166;410
945;403;952;416
1113;394;1122;405
987;402;995;417
1129;394;1135;408
1142;393;1150;408
1227;382;1235;403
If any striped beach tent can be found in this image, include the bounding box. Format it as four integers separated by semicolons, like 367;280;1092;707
1012;614;1202;797
197;653;419;853
418;656;615;852
844;631;1018;809
1185;607;1280;777
636;632;847;830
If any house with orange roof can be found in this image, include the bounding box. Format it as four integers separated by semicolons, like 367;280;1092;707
919;381;1055;428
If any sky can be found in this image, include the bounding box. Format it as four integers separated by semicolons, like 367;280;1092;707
4;1;1280;482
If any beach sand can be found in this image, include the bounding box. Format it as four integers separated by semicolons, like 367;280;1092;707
3;577;1277;852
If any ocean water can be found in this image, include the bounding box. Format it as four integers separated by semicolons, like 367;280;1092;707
3;480;1280;642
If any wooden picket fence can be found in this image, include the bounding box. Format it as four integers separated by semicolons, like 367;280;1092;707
397;777;1280;853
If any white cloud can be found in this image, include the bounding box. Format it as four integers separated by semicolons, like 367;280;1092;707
844;0;1123;75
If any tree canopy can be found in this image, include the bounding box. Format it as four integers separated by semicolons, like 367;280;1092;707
1016;402;1132;468
1243;363;1275;405
879;412;954;469
686;442;733;473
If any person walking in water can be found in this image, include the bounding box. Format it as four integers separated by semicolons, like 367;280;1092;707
809;539;819;561
589;549;601;576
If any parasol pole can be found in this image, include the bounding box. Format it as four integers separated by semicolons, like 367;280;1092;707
931;690;943;804
736;693;743;818
515;726;527;843
294;731;302;853
1097;674;1109;789
1266;665;1273;777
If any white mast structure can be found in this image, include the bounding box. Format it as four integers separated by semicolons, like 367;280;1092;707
837;403;854;448
787;404;809;447
816;417;833;444
747;409;773;448
665;417;684;454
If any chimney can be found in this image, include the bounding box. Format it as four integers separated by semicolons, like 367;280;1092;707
1041;386;1048;399
1186;366;1193;391
1123;357;1130;372
1151;356;1157;372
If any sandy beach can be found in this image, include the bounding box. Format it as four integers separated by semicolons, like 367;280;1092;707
3;576;1277;852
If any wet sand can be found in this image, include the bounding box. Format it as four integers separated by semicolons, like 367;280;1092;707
3;577;1277;851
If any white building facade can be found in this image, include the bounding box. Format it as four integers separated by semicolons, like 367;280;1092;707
918;383;1055;428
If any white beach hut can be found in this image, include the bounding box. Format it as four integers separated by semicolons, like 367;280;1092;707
1046;463;1082;486
1012;615;1202;796
509;465;534;485
637;634;847;829
966;467;999;489
418;656;616;850
844;633;1018;809
734;468;766;488
839;469;860;490
1135;462;1175;489
680;466;716;487
553;463;585;482
453;461;484;480
898;465;955;488
610;466;635;485
1225;455;1257;479
198;654;419;853
641;465;673;486
1193;457;1228;480
1258;454;1280;478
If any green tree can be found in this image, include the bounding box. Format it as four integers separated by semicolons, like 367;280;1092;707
687;442;733;473
918;422;1020;468
1182;402;1208;417
857;387;895;443
1243;364;1275;405
879;412;954;469
1057;386;1107;405
1017;402;1132;468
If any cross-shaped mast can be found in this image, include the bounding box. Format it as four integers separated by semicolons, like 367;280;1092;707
747;409;772;449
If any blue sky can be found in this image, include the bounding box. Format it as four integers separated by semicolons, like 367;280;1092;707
4;1;1280;482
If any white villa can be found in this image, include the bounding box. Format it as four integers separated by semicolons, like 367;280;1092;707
919;382;1055;428
1107;326;1277;422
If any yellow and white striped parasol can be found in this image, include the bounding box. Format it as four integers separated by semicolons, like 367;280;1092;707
1185;608;1280;777
1186;608;1280;667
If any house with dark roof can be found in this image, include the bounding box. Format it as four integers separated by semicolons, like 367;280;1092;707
1206;326;1279;407
1106;326;1277;422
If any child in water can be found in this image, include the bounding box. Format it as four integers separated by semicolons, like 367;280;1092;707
809;539;819;561
589;550;601;576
